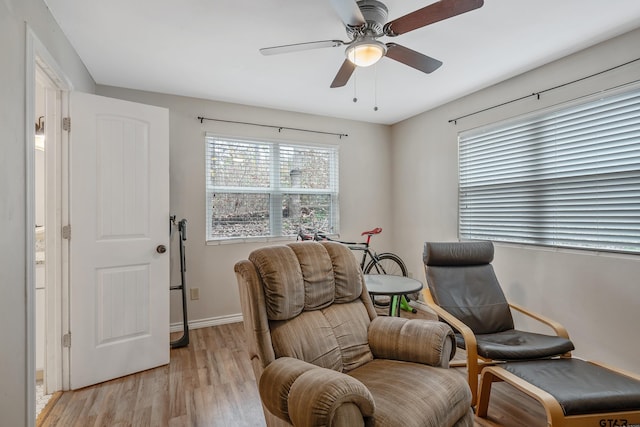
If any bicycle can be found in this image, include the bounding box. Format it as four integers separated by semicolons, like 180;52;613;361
297;227;416;314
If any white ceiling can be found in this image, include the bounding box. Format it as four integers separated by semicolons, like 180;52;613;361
44;0;640;125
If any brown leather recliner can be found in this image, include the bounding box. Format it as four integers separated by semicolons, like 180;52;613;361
234;240;473;427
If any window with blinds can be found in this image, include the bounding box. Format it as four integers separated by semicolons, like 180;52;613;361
458;85;640;254
205;134;339;241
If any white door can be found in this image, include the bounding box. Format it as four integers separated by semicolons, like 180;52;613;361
69;92;170;389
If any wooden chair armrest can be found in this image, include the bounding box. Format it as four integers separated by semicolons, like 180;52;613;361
421;290;478;361
508;302;570;339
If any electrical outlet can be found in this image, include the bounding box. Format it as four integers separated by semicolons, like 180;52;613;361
190;288;200;300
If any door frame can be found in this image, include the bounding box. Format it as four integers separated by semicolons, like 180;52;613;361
25;25;73;425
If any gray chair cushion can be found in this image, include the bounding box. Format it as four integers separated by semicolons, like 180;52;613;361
423;241;495;266
502;359;640;416
424;242;514;334
455;330;574;360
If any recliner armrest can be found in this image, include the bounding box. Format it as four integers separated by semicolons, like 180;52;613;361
368;316;456;368
259;357;375;427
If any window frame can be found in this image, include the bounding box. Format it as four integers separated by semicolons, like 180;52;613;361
458;83;640;255
205;133;340;243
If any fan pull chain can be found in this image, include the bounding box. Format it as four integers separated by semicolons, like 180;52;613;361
374;64;379;111
353;64;358;103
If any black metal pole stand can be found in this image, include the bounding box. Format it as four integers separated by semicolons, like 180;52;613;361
170;218;190;348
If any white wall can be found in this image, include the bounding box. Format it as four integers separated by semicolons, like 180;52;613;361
392;27;640;373
0;1;94;425
95;86;393;325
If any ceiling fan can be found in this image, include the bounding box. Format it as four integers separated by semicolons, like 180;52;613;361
259;0;484;88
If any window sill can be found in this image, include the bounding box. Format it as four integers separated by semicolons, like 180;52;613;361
206;235;299;246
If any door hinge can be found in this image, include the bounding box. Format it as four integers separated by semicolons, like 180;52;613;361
62;333;71;348
62;117;71;132
62;225;71;240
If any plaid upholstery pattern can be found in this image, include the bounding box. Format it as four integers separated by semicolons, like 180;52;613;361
349;359;473;427
250;242;373;372
235;240;474;427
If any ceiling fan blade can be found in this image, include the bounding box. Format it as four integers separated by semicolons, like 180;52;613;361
329;0;366;27
260;40;345;56
385;43;442;74
330;59;357;88
384;0;484;36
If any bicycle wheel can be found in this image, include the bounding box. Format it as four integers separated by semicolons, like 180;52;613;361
364;253;409;309
364;253;407;276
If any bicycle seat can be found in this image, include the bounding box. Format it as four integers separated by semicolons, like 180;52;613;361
361;227;382;236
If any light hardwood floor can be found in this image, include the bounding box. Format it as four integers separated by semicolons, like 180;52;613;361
39;314;549;427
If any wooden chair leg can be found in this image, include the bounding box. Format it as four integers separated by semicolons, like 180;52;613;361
476;368;500;417
468;360;479;407
477;366;566;426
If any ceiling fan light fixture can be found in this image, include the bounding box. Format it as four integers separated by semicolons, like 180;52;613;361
345;38;386;67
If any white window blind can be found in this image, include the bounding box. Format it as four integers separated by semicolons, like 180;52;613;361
459;86;640;253
205;134;339;241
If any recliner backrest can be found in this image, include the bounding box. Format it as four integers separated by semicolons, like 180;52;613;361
423;241;514;334
247;241;374;372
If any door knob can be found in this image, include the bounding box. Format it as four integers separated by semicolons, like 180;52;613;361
156;245;167;254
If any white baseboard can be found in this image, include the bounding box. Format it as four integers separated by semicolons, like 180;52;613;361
170;313;243;333
169;301;434;334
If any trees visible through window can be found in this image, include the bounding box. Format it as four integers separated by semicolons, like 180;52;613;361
458;85;640;254
205;135;339;241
